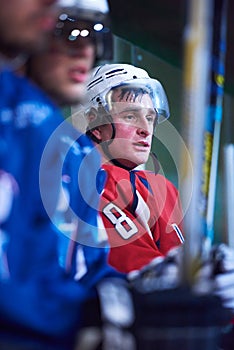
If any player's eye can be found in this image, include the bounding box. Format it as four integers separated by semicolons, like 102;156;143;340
123;114;137;122
146;115;155;123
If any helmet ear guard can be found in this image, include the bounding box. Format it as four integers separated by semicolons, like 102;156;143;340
57;0;110;15
85;106;115;144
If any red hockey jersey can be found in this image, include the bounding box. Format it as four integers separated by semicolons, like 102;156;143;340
100;164;184;273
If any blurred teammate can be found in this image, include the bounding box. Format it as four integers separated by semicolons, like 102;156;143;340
0;1;120;349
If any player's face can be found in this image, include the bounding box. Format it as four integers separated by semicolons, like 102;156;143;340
29;34;96;106
0;0;58;55
101;92;156;169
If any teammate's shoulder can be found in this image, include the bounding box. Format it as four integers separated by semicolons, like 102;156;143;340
0;69;64;128
0;68;27;99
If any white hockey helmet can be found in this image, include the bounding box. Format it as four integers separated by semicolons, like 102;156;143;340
57;0;109;17
85;63;170;123
55;0;112;60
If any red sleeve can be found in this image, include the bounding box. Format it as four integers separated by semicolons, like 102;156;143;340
152;176;184;255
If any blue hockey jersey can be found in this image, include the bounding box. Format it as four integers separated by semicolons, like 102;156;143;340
0;68;120;348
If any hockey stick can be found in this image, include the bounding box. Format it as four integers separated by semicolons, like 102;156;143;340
180;0;213;285
223;96;234;249
201;0;228;250
224;144;234;249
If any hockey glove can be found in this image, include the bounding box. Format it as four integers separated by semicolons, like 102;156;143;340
127;246;183;293
194;244;234;313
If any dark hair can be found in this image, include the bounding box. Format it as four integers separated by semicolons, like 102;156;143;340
111;86;151;103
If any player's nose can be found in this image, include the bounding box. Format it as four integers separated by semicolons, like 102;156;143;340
136;117;151;136
136;126;150;137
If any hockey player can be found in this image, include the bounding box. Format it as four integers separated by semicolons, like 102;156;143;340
84;64;234;350
0;1;120;349
84;63;185;274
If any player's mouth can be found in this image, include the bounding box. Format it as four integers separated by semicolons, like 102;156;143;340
69;66;89;83
133;141;150;148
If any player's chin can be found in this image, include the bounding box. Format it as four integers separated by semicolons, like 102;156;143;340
135;151;150;164
131;155;149;168
60;86;85;106
70;85;85;102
